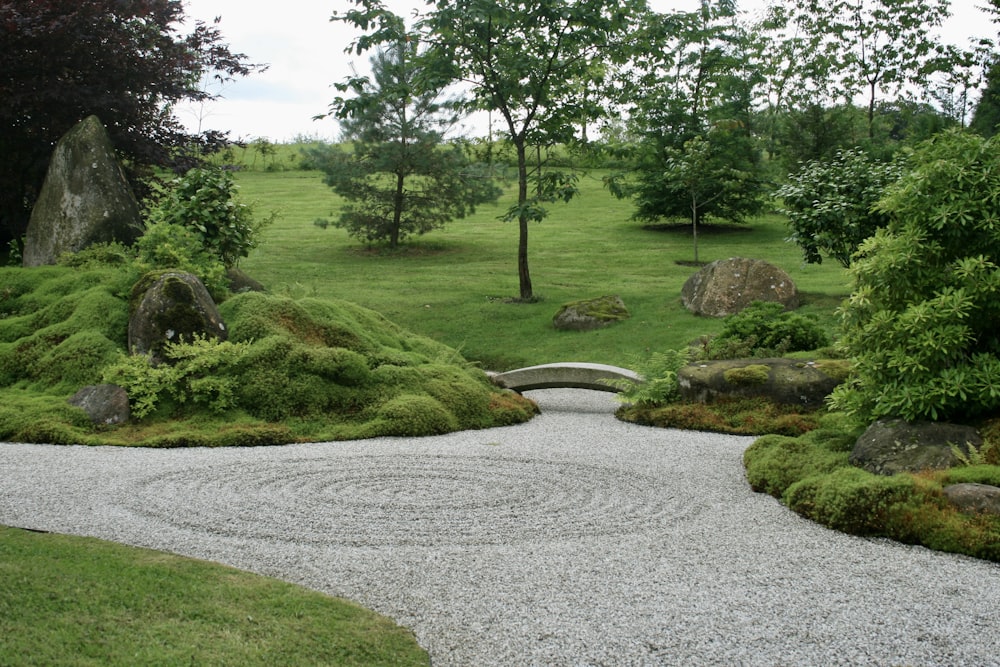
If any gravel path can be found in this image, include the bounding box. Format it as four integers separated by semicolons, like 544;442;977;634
2;389;1000;666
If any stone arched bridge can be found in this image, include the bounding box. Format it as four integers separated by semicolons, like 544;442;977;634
491;362;641;393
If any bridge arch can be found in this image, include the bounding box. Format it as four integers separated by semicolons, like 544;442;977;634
491;362;641;394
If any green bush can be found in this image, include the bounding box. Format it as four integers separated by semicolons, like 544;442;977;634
778;148;903;267
831;130;1000;422
145;167;273;268
135;221;229;300
376;394;460;436
702;301;830;359
743;433;849;497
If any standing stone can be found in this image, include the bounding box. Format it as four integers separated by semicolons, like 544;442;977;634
128;272;228;363
681;257;798;317
23;115;143;267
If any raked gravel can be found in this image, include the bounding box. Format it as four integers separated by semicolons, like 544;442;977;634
2;389;1000;666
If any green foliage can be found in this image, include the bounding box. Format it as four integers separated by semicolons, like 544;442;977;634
376;394;460;436
831;130;1000;422
102;336;252;419
311;38;501;248
778;149;904;266
744;414;1000;561
701;301;830;359
607;349;690;407
950;441;997;467
135;221;229;299
145;167;273;268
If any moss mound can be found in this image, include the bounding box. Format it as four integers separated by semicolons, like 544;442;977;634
743;413;1000;562
0;266;537;446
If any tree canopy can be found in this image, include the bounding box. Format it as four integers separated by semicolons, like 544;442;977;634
0;0;262;246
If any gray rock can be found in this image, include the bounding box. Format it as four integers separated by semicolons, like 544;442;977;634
850;420;982;476
68;384;130;425
943;483;1000;516
677;358;847;408
128;271;228;362
681;257;798;317
23;115;143;267
227;267;266;294
552;295;629;331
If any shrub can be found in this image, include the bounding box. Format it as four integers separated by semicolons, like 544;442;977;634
778;148;903;267
145;167;273;268
102;336;251;419
701;301;829;360
376;394;460;436
135;221;229;299
831;130;1000;422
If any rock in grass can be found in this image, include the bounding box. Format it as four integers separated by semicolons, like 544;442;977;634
552;295;629;331
850;420;982;476
681;257;798;317
23;115;143;267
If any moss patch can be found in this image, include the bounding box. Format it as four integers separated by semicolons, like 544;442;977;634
0;265;538;446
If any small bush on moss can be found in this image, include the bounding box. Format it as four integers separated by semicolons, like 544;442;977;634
701;301;830;360
607;349;689;406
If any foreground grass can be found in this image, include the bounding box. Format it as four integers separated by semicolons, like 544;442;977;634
0;526;429;666
236;169;848;370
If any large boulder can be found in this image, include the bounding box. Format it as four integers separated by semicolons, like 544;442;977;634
128;272;228;362
23;115;143;267
849;420;982;476
681;257;798;317
552;295;630;331
677;358;847;408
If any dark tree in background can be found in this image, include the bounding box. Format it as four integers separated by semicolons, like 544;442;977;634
0;0;263;246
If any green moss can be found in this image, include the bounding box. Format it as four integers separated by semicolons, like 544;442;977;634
377;394;460;436
723;364;770;385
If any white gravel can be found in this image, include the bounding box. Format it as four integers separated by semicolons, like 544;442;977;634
2;388;1000;666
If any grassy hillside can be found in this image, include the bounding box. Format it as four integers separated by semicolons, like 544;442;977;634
235;168;849;370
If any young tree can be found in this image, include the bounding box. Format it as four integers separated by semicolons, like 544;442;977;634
417;0;646;300
312;32;500;248
0;0;262;246
609;1;767;234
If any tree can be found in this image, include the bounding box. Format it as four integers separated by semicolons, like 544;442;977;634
772;0;951;139
417;0;646;300
831;130;1000;422
608;1;767;234
778;148;903;266
313;25;500;248
0;0;262;246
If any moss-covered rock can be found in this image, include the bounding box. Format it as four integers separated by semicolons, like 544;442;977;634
678;357;846;408
552;295;630;331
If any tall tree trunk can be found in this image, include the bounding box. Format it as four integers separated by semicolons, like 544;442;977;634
391;171;405;248
515;140;533;300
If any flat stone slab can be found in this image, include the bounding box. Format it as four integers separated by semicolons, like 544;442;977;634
492;362;641;393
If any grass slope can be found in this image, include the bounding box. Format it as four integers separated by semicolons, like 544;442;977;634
0;526;428;666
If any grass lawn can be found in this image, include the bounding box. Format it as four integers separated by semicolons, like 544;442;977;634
236;168;850;370
0;526;428;666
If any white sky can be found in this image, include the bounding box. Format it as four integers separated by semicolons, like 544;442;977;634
176;0;995;143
